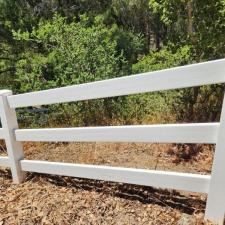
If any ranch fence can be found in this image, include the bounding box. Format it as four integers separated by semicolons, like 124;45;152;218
0;59;225;224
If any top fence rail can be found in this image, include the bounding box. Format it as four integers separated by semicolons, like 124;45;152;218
7;59;225;108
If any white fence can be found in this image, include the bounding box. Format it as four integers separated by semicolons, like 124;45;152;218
0;59;225;224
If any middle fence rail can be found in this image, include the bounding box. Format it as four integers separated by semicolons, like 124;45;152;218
15;123;219;143
0;58;225;224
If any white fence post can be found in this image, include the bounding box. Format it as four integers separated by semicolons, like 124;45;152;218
205;94;225;225
0;90;26;183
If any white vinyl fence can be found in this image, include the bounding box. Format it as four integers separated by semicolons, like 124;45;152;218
0;59;225;224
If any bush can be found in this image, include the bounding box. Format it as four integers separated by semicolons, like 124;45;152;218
131;46;192;123
13;14;149;127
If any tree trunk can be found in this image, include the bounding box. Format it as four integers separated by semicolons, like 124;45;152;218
187;0;194;39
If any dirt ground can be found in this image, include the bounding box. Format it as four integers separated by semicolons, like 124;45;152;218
0;141;216;224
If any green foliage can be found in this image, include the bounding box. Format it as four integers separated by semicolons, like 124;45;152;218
132;46;191;72
149;0;225;60
132;46;192;122
192;0;225;60
133;45;225;123
13;14;149;127
13;14;127;92
0;0;224;127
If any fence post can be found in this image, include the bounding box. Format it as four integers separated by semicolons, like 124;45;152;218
205;94;225;225
0;90;26;183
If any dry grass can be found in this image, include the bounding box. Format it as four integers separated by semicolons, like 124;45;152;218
23;142;214;174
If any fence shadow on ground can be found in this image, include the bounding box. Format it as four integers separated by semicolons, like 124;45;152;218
14;171;207;215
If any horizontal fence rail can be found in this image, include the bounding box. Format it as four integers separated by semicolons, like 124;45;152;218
20;160;211;193
8;59;225;108
15;123;219;143
0;156;10;167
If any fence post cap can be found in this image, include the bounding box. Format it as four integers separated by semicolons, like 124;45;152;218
0;90;12;96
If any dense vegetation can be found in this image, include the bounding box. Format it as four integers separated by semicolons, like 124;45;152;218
0;0;225;127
